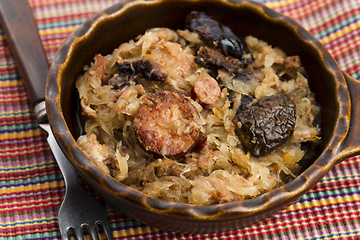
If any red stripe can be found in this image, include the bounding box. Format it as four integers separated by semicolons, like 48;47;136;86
336;157;360;167
0;68;17;74
1;202;61;214
278;0;336;21
0;149;50;159
29;0;94;9
0;225;59;237
0;141;47;151
0;49;17;58
0;168;60;182
0;92;28;98
0;91;28;98
344;63;360;76
42;38;69;46
313;182;360;192
0;99;29;105
329;43;360;60
0;145;48;154
34;12;97;24
239;212;359;238
0;202;61;215
0;199;62;212
305;8;360;35
0;188;64;203
0;135;42;144
40;34;72;41
282;202;360;218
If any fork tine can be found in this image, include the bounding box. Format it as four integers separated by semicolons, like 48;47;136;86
73;226;85;240
60;228;70;240
89;226;100;240
86;223;100;240
98;220;114;240
96;220;114;240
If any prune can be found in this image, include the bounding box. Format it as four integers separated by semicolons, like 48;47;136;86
234;71;258;82
234;93;296;157
236;94;253;114
118;62;133;76
109;57;167;89
108;63;132;89
132;56;167;82
186;11;253;65
228;91;253;110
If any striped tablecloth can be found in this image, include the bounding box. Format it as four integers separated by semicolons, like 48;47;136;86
0;0;359;239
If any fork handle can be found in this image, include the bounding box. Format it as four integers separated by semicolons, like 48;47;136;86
40;123;80;188
0;0;48;108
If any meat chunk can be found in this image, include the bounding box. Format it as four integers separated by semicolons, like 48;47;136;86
134;91;204;157
186;11;253;65
195;46;242;74
93;54;108;83
193;76;221;105
234;93;296;157
132;56;167;81
283;56;301;69
150;41;195;79
77;134;112;174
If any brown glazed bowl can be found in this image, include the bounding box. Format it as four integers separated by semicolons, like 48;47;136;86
46;0;360;233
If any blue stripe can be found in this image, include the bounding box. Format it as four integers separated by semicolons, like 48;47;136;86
37;18;86;30
320;174;360;182
0;217;58;228
275;201;360;219
306;229;360;240
0;111;33;117
0;162;55;173
0;136;43;146
314;15;360;39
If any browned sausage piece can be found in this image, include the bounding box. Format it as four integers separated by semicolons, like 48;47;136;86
195;46;242;74
193;76;221;105
133;91;203;157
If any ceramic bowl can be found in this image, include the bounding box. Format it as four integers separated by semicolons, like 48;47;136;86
46;0;360;233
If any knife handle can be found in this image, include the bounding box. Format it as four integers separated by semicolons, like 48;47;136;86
0;0;48;108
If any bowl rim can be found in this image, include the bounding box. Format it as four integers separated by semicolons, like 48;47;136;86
46;0;350;222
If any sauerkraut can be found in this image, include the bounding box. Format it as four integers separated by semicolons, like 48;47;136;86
76;16;320;205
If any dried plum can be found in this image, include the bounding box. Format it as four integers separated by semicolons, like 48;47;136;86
234;93;296;157
186;11;253;65
234;71;258;82
236;94;253;114
132;56;167;82
108;63;132;89
118;62;133;76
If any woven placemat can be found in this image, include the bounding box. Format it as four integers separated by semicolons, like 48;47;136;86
0;0;359;239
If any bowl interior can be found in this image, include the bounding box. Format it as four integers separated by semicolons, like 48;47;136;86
60;0;339;170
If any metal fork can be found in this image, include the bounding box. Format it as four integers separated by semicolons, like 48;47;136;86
40;124;114;240
0;1;114;239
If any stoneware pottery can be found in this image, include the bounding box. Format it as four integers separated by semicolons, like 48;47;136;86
46;0;360;233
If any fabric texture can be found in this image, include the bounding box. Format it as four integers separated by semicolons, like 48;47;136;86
0;0;359;239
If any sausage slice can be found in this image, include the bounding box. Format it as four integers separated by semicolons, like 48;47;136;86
193;76;221;105
134;91;203;157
